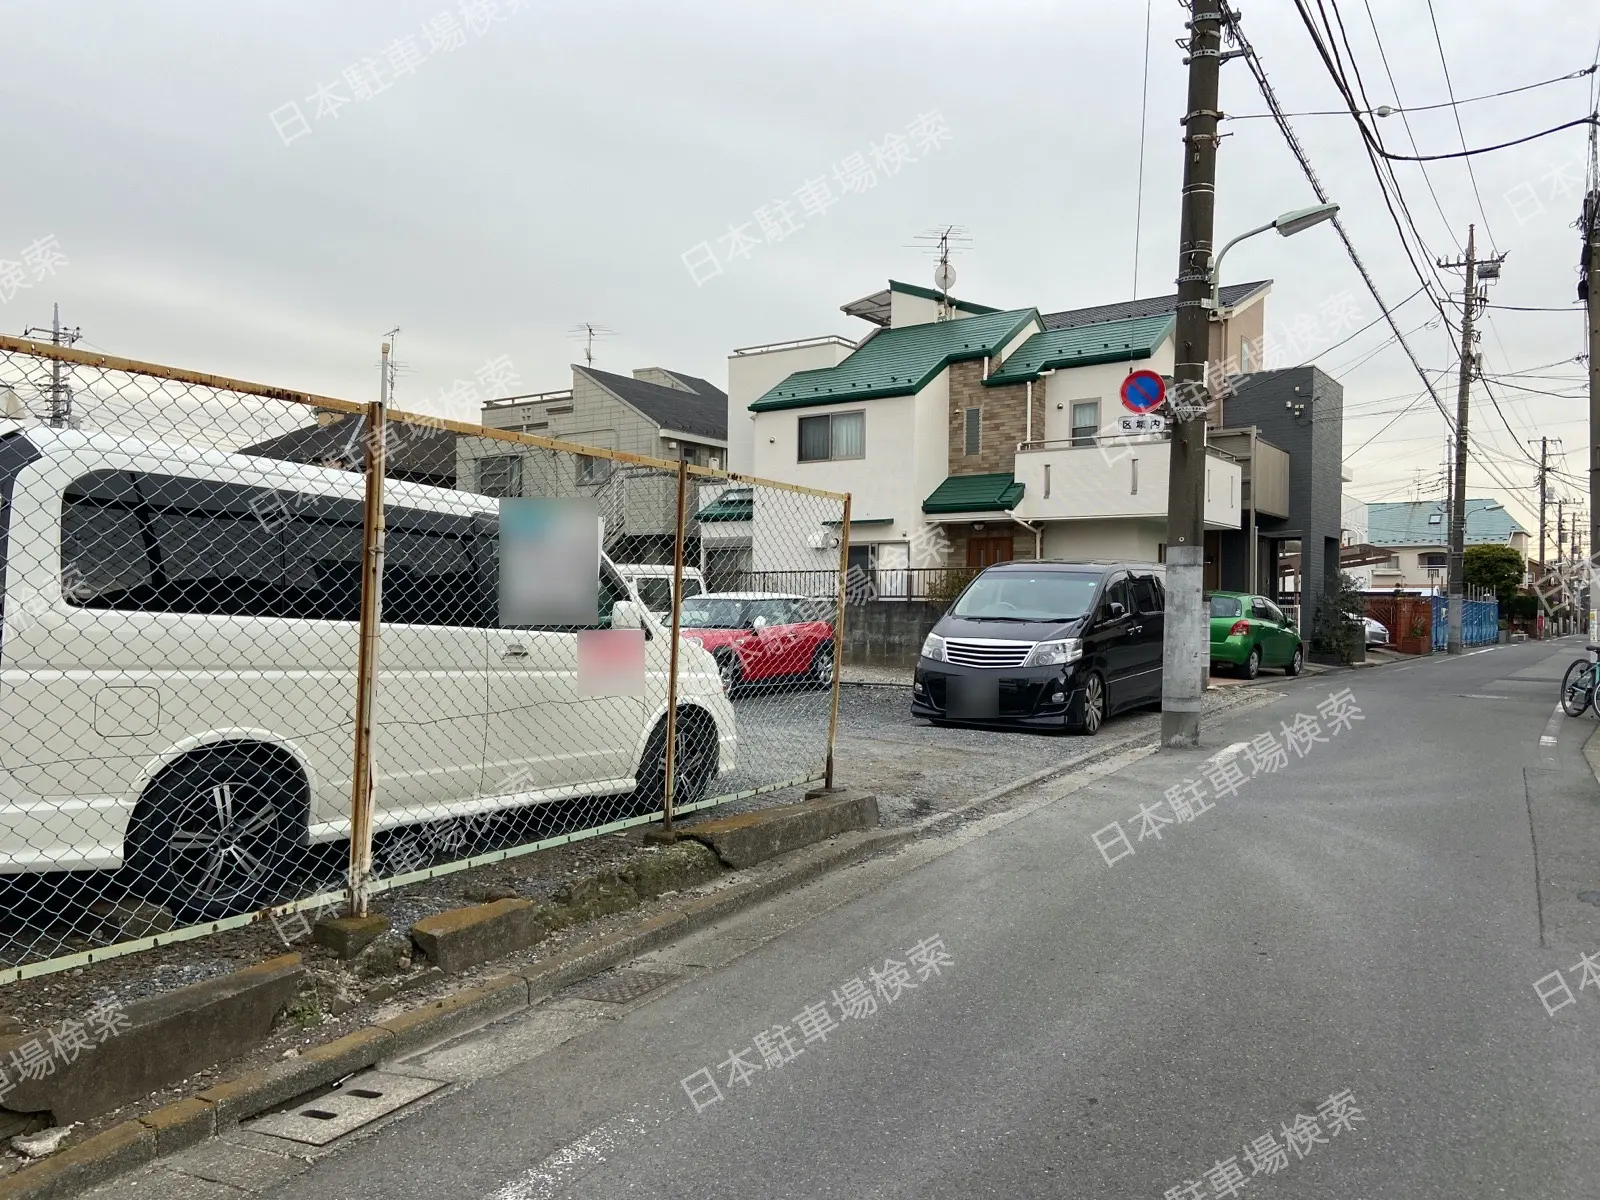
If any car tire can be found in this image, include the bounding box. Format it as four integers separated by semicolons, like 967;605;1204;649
632;709;717;815
715;651;742;696
1071;671;1106;735
1240;647;1261;680
123;744;307;921
808;642;835;689
1284;645;1304;677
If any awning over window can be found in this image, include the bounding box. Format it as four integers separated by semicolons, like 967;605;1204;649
922;473;1024;515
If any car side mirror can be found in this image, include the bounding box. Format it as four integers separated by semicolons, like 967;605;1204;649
1109;601;1126;620
611;601;650;638
751;615;769;630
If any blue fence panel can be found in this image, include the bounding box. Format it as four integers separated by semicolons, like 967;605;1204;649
1428;596;1499;649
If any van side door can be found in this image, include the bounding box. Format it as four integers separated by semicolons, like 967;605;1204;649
1128;571;1165;701
1092;573;1138;705
484;551;646;800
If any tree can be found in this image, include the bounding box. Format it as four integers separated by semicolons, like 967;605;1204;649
1311;571;1367;663
1464;544;1524;611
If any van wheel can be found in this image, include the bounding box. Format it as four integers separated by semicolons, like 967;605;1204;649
715;651;741;695
124;744;307;921
632;709;718;816
1071;672;1106;735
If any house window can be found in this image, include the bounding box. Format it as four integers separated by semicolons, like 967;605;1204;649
1043;463;1051;499
546;404;573;415
576;454;613;485
1239;339;1253;373
1420;552;1447;569
477;455;523;498
798;411;865;462
963;407;981;456
1071;401;1099;447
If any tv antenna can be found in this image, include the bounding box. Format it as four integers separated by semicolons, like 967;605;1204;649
567;322;617;367
906;226;971;319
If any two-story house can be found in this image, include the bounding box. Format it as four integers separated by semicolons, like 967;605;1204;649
1364;499;1529;593
457;363;731;565
728;277;1271;583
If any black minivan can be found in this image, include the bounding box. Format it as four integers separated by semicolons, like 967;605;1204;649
910;560;1165;734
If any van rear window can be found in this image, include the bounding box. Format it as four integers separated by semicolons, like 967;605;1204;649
0;433;44;646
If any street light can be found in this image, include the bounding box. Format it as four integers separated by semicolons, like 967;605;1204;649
1209;203;1340;309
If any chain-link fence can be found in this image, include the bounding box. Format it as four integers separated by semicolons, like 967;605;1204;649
0;336;848;979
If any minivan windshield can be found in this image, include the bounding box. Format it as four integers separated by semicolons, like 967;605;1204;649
951;571;1099;622
1209;595;1243;617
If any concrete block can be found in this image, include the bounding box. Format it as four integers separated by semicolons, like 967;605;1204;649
620;842;723;899
687;790;879;868
312;913;391;959
410;899;550;974
0;1119;154;1200
374;975;528;1056
136;1097;215;1155
0;954;304;1124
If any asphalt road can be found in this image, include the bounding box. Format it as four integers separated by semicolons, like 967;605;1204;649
103;637;1600;1199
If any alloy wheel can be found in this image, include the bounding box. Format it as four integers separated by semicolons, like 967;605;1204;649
1082;674;1104;734
165;780;281;908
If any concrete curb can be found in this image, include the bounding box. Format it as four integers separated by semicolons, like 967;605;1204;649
0;710;1250;1198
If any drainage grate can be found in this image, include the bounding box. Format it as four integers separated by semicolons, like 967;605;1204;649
246;1071;445;1145
567;968;680;1004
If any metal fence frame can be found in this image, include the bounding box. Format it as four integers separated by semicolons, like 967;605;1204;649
0;335;851;981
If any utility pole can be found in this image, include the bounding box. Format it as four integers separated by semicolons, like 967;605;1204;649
1160;0;1226;748
1438;229;1507;654
1586;185;1600;640
22;303;82;428
1535;436;1549;585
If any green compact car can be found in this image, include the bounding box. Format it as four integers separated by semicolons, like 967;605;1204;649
1208;591;1304;679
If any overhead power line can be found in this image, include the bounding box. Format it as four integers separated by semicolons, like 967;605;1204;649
1225;64;1597;120
1229;10;1459;434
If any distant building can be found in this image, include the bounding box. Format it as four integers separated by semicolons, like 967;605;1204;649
239;410;458;488
458;364;729;564
1364;498;1529;593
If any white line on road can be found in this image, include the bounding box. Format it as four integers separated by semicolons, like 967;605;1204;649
1540;703;1564;750
484;1111;658;1200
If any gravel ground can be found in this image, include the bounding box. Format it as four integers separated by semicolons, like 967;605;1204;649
0;676;1287;1033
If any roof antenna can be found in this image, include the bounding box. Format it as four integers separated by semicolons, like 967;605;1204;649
907;226;971;320
567;322;617;367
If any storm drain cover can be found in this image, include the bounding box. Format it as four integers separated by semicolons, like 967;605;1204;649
567;968;680;1004
246;1071;445;1145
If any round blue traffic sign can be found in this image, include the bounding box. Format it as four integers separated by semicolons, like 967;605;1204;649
1121;370;1166;413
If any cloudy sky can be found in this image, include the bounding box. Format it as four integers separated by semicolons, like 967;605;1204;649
3;1;1595;543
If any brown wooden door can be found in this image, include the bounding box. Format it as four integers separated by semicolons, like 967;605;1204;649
967;534;1013;569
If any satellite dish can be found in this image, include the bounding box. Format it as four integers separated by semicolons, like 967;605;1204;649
933;262;957;292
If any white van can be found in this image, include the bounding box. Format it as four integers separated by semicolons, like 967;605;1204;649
616;564;706;619
0;424;736;918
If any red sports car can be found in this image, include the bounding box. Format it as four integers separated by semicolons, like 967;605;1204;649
677;593;836;693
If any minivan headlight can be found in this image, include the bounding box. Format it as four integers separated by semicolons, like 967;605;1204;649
1024;638;1082;667
920;633;947;662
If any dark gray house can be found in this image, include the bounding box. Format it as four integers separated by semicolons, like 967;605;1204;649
1213;365;1346;637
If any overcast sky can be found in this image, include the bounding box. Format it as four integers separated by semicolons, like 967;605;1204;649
3;0;1596;541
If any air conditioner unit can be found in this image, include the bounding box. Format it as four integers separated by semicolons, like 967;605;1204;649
806;531;840;550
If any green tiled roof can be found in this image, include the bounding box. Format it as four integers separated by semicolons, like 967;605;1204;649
986;313;1175;384
1366;499;1526;546
695;488;754;522
749;308;1040;413
922;472;1024;514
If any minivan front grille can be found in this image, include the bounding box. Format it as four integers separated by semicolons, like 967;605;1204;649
943;638;1035;669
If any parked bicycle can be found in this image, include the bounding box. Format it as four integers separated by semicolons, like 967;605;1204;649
1559;647;1600;717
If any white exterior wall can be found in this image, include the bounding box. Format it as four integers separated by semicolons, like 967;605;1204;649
1041;519;1166;563
726;340;855;474
889;290;943;328
909;370;952;567
749;394;918;572
1040;337;1176;443
1011;440;1240;529
1342;494;1368;545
